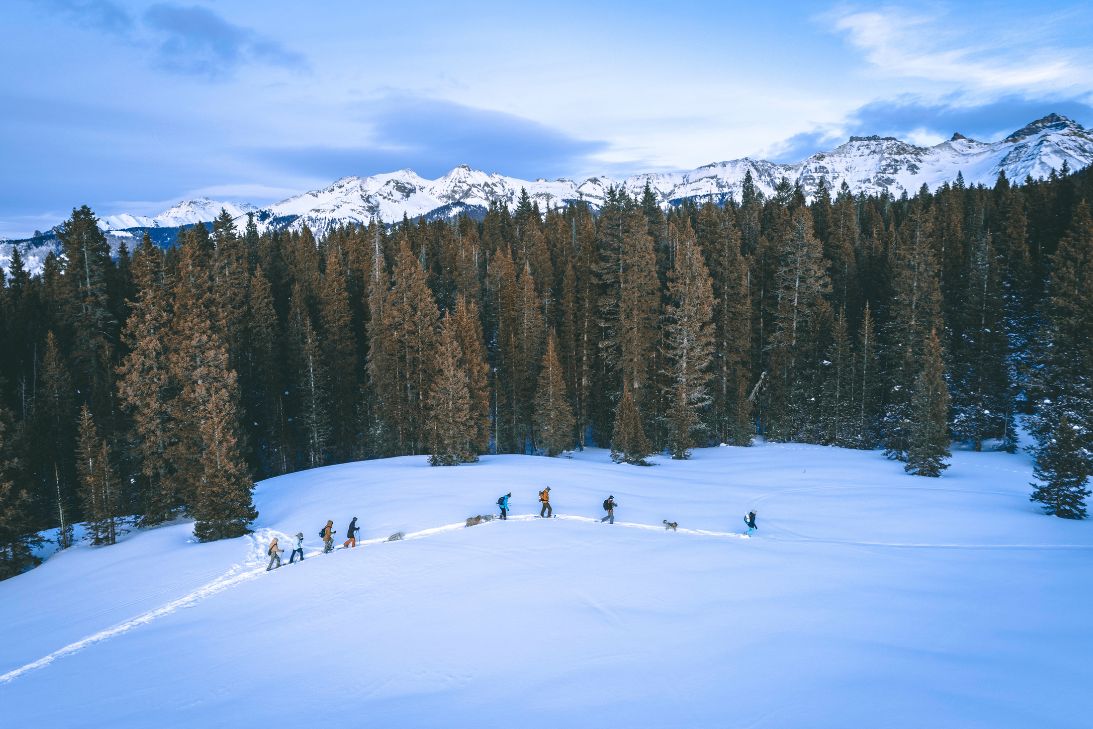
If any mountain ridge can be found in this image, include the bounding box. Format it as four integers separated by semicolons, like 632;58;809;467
3;114;1092;268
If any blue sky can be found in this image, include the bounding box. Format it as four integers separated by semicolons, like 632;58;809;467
2;0;1092;237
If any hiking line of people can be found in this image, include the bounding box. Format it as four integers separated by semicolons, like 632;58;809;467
265;495;759;572
266;515;362;571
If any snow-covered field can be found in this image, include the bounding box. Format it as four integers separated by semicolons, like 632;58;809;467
2;443;1091;728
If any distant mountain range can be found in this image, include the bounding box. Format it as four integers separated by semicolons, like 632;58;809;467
4;113;1092;273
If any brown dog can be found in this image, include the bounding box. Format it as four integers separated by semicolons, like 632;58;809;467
465;515;495;527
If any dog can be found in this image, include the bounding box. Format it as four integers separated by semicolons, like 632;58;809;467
465;514;495;527
387;532;404;542
663;520;678;531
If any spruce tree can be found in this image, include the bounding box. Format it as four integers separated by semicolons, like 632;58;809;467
661;229;716;459
117;236;176;524
450;296;491;454
1030;415;1091;519
0;404;38;579
905;330;951;477
533;332;575;456
318;243;360;460
189;327;256;542
1028;201;1093;475
75;406;120;545
883;206;943;460
426;317;476;466
242;265;287;475
33;331;77;547
611;385;652;465
57;205;118;419
765;207;831;440
286;283;330;468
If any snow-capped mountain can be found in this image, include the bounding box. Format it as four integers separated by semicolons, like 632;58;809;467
98;198;257;231
7;113;1093;268
240;113;1093;237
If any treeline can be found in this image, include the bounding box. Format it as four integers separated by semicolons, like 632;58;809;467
1;165;1091;577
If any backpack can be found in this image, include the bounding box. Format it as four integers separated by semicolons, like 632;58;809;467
497;497;504;506
538;489;547;502
319;527;326;539
603;498;611;511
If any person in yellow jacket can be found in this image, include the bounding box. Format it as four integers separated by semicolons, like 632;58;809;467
538;486;553;518
266;537;283;571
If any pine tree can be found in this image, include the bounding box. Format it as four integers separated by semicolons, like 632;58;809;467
33;331;77;547
533;332;575;456
0;404;38;579
384;239;441;454
661;229;716;459
57;205;118;419
696;204;752;445
450;296;491;454
286;284;330;468
365;229;399;456
950;231;1014;450
883;206;943;460
318;243;360;460
189;328;256;542
489;245;521;452
765;207;831;440
905;330;951;477
1030;415;1091;519
819;309;856;446
75;406;120;545
1028;201;1093;475
426;317;476;466
611;385;652;465
242;266;288;475
854;303;881;448
117;236;176;524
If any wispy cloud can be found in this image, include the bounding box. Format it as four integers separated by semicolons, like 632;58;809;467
828;5;1089;97
253;94;608;181
35;1;307;79
143;3;308;78
40;0;132;34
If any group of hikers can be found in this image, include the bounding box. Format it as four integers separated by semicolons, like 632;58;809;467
266;515;362;571
265;492;759;571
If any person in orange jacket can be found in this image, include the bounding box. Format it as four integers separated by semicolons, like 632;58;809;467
321;520;336;553
538;486;553;518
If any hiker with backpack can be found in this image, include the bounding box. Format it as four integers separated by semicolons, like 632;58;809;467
539;486;552;518
289;532;305;563
744;511;757;536
344;517;360;548
601;496;617;524
321;520;336;553
497;492;511;520
266;537;284;571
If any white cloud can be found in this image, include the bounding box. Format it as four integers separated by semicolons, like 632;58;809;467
829;6;1090;98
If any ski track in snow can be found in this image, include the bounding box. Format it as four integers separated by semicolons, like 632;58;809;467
2;512;1084;685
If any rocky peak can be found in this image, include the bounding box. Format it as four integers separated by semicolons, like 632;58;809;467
1004;113;1082;142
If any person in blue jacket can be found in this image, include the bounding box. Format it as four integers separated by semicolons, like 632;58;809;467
744;511;757;536
498;492;511;520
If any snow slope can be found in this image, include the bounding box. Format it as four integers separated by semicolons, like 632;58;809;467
1;443;1091;728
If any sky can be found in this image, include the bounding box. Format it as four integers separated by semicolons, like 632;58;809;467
2;0;1093;238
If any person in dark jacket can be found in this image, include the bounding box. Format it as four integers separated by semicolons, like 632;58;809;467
745;511;757;536
498;493;511;520
601;496;617;524
344;517;360;548
538;486;552;518
289;532;305;563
